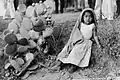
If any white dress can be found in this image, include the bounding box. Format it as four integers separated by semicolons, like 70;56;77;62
58;23;95;67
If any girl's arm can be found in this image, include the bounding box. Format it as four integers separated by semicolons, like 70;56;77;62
93;26;101;48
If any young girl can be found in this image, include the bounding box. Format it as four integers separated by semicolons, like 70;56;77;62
52;8;101;73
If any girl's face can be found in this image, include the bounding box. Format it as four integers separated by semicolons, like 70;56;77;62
83;12;93;25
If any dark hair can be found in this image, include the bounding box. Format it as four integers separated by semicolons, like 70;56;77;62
81;10;95;24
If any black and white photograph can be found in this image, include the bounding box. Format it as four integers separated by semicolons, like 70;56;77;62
0;0;120;80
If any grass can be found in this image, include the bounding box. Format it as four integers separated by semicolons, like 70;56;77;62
52;17;120;79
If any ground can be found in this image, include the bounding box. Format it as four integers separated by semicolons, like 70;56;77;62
1;12;120;80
